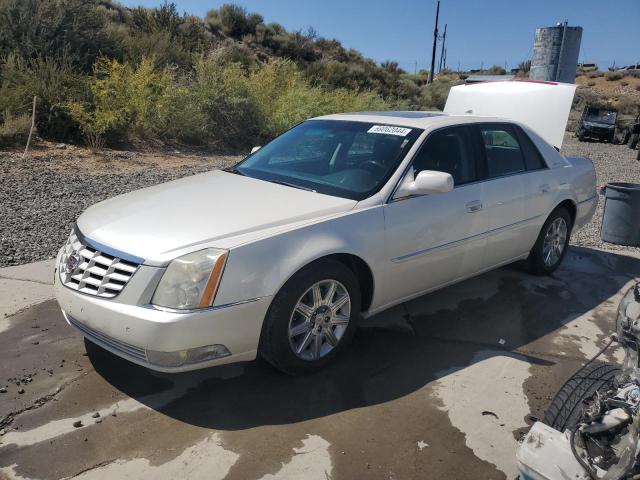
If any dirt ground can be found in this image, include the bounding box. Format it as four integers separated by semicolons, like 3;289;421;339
0;246;638;480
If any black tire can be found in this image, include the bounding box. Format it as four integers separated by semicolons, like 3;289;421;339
543;363;620;432
525;207;573;275
630;133;639;150
621;129;631;145
259;258;360;375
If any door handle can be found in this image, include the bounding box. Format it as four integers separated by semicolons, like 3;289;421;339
539;184;551;193
466;200;483;213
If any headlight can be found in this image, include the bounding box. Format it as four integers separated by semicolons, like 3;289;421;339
151;248;228;310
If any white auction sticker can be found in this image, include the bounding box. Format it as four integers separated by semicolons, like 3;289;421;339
367;125;412;136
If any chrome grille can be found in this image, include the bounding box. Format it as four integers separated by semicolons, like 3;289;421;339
59;230;139;298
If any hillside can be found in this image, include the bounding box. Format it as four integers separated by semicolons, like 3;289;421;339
0;0;463;151
1;1;638;152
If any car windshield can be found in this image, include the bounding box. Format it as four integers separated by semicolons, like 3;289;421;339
586;108;617;125
232;120;423;200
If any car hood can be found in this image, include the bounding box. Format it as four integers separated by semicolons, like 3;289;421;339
76;170;357;265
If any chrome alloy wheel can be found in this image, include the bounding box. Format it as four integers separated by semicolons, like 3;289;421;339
542;217;568;267
288;280;351;361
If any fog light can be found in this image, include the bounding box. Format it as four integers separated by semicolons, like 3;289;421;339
146;345;231;367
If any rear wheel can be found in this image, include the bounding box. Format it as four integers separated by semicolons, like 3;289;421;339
621;129;631;145
259;259;360;375
543;363;620;432
525;207;572;275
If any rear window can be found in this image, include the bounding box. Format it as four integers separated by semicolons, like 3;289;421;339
479;125;526;178
514;126;547;171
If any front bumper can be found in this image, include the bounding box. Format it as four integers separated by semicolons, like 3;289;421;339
54;265;272;373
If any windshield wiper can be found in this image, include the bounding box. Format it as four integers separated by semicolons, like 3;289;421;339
224;166;248;176
266;179;316;193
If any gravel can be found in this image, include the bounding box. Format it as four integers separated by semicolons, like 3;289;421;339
0;136;638;268
561;133;640;253
0;147;237;267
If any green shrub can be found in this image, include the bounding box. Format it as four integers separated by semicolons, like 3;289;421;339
0;109;31;145
606;71;624;81
0;0;118;71
588;71;605;78
0;52;86;141
68;56;173;147
207;4;263;38
245;59;387;139
420;79;454;110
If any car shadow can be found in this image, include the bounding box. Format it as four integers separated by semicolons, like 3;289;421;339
87;246;639;430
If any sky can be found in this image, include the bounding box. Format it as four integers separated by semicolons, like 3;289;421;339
121;0;640;72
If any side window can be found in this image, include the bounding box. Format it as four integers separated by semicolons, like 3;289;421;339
412;126;478;185
514;126;547;171
479;125;526;178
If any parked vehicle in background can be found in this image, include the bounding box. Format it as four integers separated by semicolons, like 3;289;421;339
621;111;640;150
54;81;597;375
576;106;617;143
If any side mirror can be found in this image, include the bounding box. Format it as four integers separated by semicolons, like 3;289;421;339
395;170;454;198
250;146;261;154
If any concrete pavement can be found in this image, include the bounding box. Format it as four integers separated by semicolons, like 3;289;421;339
0;247;638;480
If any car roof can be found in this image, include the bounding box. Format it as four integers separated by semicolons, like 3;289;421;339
312;111;509;129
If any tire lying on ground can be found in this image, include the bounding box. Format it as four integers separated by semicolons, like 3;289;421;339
543;362;621;432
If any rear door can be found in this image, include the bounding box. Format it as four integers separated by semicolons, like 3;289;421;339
474;123;533;267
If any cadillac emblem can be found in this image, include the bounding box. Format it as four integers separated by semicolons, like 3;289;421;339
64;252;82;274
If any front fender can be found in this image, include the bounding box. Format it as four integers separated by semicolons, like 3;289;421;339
213;206;385;307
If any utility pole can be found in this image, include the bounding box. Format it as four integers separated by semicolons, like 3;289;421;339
414;60;418;75
428;0;440;84
438;23;447;73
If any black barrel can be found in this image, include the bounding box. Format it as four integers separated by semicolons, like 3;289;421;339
601;183;640;246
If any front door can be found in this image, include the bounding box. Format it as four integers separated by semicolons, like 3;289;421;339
381;125;488;308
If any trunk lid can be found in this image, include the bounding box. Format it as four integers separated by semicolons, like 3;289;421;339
444;80;576;150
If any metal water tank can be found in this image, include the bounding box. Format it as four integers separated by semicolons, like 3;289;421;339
530;23;582;83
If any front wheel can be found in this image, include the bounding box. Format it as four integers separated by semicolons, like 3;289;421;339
525;207;572;275
259;259;360;375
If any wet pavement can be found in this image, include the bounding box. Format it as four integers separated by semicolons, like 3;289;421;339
0;247;638;480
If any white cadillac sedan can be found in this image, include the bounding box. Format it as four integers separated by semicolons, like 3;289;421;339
55;81;597;374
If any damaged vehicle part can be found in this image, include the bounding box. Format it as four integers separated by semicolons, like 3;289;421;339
517;283;640;480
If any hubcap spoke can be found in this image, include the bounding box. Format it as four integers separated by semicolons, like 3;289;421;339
296;330;314;354
295;303;313;319
324;327;339;346
330;314;349;326
312;284;323;308
290;321;311;337
324;281;337;305
330;294;349;313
